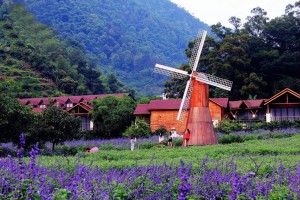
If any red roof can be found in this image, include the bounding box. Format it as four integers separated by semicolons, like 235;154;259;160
229;100;243;110
67;96;83;104
243;99;264;108
39;98;50;105
19;93;130;111
133;104;150;115
148;99;182;110
210;98;228;108
27;98;43;106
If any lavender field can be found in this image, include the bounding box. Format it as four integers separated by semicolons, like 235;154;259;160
1;130;300;199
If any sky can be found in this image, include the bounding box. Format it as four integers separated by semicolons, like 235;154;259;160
170;0;297;28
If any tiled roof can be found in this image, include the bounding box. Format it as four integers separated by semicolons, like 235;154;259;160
141;98;229;111
243;99;264;108
68;96;83;103
18;93;130;111
148;99;182;110
27;99;43;106
229;100;243;110
40;98;50;105
133;104;150;115
210;98;228;108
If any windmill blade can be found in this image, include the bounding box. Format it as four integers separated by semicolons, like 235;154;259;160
195;72;233;91
177;80;193;121
189;30;207;72
154;64;189;80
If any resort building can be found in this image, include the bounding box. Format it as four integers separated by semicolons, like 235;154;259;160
18;93;131;130
134;88;300;133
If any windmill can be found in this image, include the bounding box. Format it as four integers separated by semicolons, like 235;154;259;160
154;30;233;145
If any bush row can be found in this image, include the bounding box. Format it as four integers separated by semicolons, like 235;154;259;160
216;119;300;134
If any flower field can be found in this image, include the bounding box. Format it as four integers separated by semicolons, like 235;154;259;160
1;131;300;199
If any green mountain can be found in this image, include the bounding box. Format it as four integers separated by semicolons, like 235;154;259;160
0;1;128;98
13;0;211;96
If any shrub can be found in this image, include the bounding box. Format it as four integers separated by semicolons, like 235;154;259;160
216;119;242;134
153;126;168;136
123;119;151;138
294;120;300;128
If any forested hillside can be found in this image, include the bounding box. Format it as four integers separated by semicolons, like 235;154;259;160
0;1;128;98
13;0;211;95
164;3;300;100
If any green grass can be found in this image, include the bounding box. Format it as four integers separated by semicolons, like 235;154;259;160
34;135;300;174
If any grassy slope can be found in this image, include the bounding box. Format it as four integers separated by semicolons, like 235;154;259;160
35;135;300;175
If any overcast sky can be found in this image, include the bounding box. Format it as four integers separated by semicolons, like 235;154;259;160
170;0;297;28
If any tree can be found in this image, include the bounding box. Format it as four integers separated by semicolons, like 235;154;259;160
40;104;81;150
124;119;151;138
0;94;33;144
244;7;269;37
91;95;136;138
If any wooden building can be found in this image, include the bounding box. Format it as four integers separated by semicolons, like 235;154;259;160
264;88;300;122
229;99;266;122
134;88;300;133
134;98;229;133
19;93;131;130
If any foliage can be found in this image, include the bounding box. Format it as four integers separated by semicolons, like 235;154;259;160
1;134;300;199
0;2;128;98
216;119;243;134
91;95;137;138
37;104;81;150
13;0;211;96
0;94;33;144
153;126;168;136
123;119;151;138
164;2;300;99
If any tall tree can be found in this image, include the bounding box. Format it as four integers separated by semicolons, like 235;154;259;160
0;94;33;144
91;95;136;138
40;103;81;150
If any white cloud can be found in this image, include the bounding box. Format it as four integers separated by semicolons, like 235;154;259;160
170;0;297;27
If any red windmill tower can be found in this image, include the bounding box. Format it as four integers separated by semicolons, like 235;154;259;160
154;30;233;145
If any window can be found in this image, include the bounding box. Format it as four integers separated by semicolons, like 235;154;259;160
81;116;91;130
67;103;73;108
39;104;46;108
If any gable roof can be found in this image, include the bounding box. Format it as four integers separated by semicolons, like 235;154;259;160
18;93;131;111
67;102;92;113
264;88;300;105
243;99;264;109
142;98;228;111
148;99;182;110
133;104;150;115
209;98;228;108
229;100;243;110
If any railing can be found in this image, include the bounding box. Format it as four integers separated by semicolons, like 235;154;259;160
271;116;300;122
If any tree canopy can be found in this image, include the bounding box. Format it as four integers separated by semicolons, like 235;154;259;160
91;95;137;138
12;0;211;96
164;2;300;100
0;1;128;98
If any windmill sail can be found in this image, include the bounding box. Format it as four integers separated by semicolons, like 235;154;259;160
195;72;233;91
189;30;207;72
154;64;189;80
177;80;193;121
